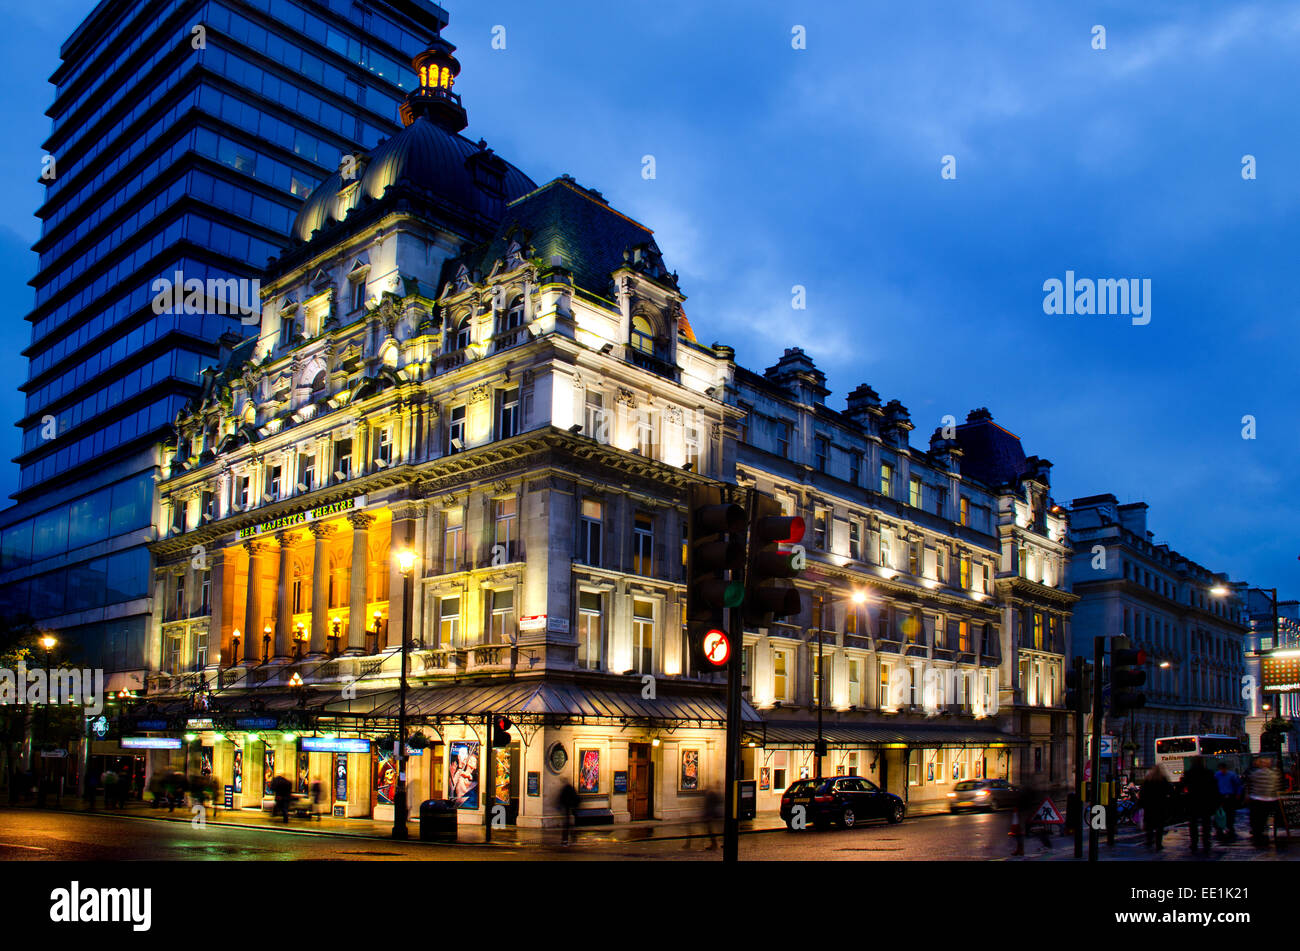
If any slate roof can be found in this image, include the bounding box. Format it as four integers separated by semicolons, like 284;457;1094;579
954;415;1029;488
455;177;667;301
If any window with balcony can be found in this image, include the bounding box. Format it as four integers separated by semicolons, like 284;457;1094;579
166;634;181;674
578;590;602;670
501;295;525;331
196;631;208;669
935;615;946;649
451;316;472;351
632;599;654;674
487;588;515;644
578;499;602;566
959;555;971;589
438;596;460;647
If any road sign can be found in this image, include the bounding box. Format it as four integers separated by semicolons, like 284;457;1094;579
1031;798;1064;824
1086;735;1117;758
702;629;731;667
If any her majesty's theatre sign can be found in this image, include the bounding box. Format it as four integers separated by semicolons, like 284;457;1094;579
238;496;367;539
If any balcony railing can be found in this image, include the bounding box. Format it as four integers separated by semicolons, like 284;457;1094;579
624;346;679;382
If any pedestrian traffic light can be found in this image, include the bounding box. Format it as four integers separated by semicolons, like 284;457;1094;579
744;493;805;628
1065;663;1092;713
686;484;747;669
491;715;513;748
1109;636;1147;718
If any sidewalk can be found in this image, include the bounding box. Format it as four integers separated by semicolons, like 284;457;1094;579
1027;819;1296;862
8;795;954;847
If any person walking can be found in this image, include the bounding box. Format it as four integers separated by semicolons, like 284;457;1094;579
558;781;579;846
1215;761;1243;840
1140;765;1173;850
1180;757;1218;852
271;774;293;823
1247;756;1282;844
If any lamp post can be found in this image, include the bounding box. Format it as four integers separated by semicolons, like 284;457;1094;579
38;635;57;770
329;617;341;656
262;626;272;663
814;589;867;781
392;549;416;840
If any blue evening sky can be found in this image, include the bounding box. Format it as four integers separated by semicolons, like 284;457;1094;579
1;0;1295;600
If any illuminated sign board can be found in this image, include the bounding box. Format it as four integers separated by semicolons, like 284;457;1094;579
122;737;183;749
238;496;367;539
300;737;370;754
1262;653;1300;693
186;718;214;729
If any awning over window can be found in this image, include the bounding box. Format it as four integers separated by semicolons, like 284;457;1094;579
748;721;1026;749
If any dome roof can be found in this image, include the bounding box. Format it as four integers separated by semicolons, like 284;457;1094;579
292;116;536;243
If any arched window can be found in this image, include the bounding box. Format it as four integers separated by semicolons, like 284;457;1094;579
504;295;525;330
452;315;472;351
630;315;656;355
310;371;327;394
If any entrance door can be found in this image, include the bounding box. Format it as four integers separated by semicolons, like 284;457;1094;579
628;743;653;820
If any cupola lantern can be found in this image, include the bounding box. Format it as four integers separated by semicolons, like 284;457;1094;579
400;29;468;132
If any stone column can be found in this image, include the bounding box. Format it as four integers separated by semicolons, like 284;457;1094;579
346;512;374;653
388;501;421;648
242;540;267;664
209;547;227;664
273;530;297;662
308;523;333;656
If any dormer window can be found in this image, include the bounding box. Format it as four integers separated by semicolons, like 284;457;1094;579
451;315;472;351
630;315;656;355
499;295;525;332
350;279;366;314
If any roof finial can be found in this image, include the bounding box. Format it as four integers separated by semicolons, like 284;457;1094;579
400;26;468;132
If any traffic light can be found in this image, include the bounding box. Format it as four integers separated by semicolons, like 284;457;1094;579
686;484;747;668
1065;663;1092;713
490;714;513;748
1109;636;1147;718
744;493;806;628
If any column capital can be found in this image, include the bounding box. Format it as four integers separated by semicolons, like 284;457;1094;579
390;499;422;521
309;521;336;539
348;511;375;531
276;529;300;548
244;538;270;556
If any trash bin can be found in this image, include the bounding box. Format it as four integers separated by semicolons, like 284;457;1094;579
419;799;458;842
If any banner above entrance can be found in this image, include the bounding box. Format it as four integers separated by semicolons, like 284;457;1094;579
238;495;367;539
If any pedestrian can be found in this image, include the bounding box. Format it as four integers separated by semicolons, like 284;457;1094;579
1139;765;1173;850
310;780;324;820
271;774;293;823
101;768;118;809
686;785;723;851
1215;761;1243;840
1180;757;1217;852
558;781;579;846
1246;756;1282;844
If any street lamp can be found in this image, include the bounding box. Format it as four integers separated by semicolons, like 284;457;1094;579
262;626;272;663
38;634;57;770
329;616;341;656
231;628;241;665
392;548;417;840
814;589;868;780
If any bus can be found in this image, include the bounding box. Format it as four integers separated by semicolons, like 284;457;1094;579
1154;735;1244;780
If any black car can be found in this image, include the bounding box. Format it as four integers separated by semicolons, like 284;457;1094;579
779;775;906;829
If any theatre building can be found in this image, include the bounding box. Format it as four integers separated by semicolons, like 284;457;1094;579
140;22;1074;828
145;28;751;827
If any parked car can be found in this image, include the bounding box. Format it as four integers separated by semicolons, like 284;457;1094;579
779;775;906;829
947;778;1019;812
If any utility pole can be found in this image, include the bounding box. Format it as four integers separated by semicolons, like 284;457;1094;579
1089;636;1104;862
722;486;751;863
1072;655;1085;859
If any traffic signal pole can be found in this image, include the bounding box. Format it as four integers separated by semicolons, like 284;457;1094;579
1073;655;1085;859
484;711;493;844
1089;636;1104;862
723;486;752;864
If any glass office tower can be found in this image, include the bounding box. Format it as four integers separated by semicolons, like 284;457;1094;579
0;0;448;686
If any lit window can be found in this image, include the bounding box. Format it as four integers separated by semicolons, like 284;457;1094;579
632;599;654;674
960;555;971;589
880;463;893;496
633;513;654;575
630;315;656;354
849;658;862;706
909;477;922;508
879;663;893;709
579;499;602;566
935;615;946;649
443;509;464;571
438;596;460;647
774;649;789;701
448;405;466;453
814;508;828;549
488;588;515;644
1033;613;1044;650
497;387;520;439
849;521;861;561
959;496;970;526
578;591;602;670
958;621;971;652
